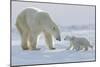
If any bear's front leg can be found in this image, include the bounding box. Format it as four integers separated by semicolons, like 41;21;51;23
27;33;40;50
44;32;55;50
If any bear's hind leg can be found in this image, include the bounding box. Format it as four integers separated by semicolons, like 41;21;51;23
16;23;28;50
44;32;55;50
27;33;40;50
21;32;29;50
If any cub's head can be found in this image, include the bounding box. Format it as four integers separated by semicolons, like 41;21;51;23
64;35;76;40
64;35;71;40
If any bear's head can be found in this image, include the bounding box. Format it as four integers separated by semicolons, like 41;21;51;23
45;20;61;41
50;23;61;41
37;12;61;41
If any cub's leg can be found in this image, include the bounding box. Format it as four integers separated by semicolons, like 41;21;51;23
84;46;88;51
72;44;80;51
44;32;55;50
75;45;84;51
75;46;81;51
79;45;83;50
66;42;73;50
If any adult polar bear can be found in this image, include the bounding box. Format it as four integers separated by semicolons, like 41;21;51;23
16;7;61;50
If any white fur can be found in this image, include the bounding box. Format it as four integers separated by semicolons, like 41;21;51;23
64;36;93;51
16;7;61;50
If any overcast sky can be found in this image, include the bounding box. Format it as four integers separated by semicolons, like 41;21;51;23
12;1;95;27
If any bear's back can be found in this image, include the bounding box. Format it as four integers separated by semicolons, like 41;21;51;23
17;7;44;18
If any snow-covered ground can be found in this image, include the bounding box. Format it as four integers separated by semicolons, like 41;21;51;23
11;26;95;66
11;2;95;66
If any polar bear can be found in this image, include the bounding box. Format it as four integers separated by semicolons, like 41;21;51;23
16;7;61;50
64;36;93;51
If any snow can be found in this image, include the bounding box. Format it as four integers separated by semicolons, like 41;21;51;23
11;2;95;66
12;45;95;66
11;29;95;66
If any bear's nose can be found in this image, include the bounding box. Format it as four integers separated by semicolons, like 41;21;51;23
56;36;61;41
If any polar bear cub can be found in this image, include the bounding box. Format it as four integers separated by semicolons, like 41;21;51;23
64;36;93;51
16;7;61;50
